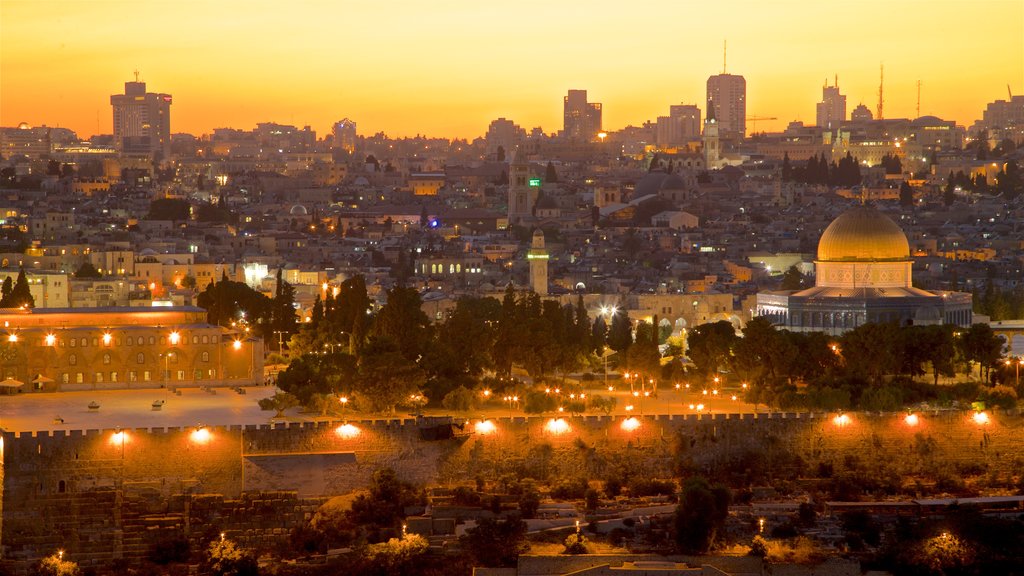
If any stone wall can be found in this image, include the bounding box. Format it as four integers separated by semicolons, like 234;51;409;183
2;411;1023;573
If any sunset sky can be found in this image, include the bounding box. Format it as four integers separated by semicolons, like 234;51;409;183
2;0;1022;140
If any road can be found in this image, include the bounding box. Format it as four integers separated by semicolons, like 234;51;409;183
0;383;759;434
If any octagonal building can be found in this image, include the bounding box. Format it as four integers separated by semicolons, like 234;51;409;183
756;205;972;335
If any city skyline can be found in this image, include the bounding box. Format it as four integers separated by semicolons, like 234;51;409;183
1;0;1022;139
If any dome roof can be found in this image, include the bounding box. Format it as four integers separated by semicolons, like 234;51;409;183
817;205;910;262
660;173;687;191
289;204;308;216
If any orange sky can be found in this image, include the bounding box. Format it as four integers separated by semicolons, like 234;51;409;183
2;0;1022;140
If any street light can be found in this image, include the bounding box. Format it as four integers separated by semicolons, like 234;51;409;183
1004;357;1023;387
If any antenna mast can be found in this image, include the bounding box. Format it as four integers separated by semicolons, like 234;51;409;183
876;64;884;120
916;80;921;118
723;40;727;73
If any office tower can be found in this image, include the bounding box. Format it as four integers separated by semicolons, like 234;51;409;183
656;104;702;147
816;78;847;130
110;78;171;160
332;119;357;154
850;103;874;123
705;74;746;141
563;89;602;142
485;118;525;156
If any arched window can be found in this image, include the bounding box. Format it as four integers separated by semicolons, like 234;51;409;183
201;351;209;362
57;480;66;493
136;353;145;364
103;353;111;365
68;354;77;366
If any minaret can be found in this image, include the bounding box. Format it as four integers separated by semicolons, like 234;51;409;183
703;99;720;169
528;229;549;296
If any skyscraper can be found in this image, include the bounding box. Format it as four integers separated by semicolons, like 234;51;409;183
656;104;702;148
110;78;171;160
816;78;847;130
563;89;602;142
332;118;357;154
705;74;746;142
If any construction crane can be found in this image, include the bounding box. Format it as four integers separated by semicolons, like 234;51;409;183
747;116;778;135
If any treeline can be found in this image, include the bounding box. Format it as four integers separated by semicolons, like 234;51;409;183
196;269;297;352
781;152;862;187
689;318;1009;412
974;284;1024;321
270;282;679;415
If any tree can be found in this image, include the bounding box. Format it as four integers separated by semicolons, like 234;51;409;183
355;337;426;414
145;197;191;221
588;394;617;415
545;161;559;183
686;321;737;377
899;180;915;207
461;517;529;567
626;320;661;382
372;285;430;362
205;536;258;576
270;269;297;353
4;266;35;308
674;477;731;553
781;152;792;181
257;391;299;418
31;552;80;576
607;309;633;353
73;262;102;279
958;323;1004;381
780;265;804;290
841;322;903;384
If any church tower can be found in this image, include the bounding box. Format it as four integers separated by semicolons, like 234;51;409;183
507;149;537;225
703;99;720;169
528;229;549;296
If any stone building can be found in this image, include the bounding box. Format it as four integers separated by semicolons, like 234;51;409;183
0;306;262;391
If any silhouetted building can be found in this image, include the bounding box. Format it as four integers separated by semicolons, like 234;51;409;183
816;78;847;130
332;118;357;154
563;89;602;142
706;74;745;141
110;79;171;161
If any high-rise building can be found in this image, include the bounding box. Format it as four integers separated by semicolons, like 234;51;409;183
850;104;874;123
563;89;602;142
332;119;357;154
110;79;171;160
705;74;746;142
485;118;525;156
816;78;847;130
656;104;702;148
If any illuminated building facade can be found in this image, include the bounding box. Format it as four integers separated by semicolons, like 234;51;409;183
706;74;746;142
0;306;262;390
563;89;602;142
756;205;972;335
816;79;847;129
110;80;172;161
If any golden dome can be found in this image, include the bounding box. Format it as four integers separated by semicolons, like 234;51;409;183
817;205;910;262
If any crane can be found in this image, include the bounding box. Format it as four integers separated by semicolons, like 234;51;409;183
747;116;778;135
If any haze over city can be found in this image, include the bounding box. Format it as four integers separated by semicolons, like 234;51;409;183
2;0;1022;138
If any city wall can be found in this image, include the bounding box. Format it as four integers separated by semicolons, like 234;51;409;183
2;410;1023;572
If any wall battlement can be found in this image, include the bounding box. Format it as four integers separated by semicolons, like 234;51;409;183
2;409;1022;574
